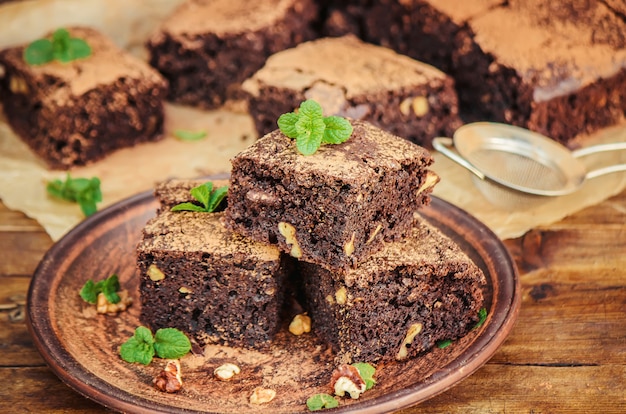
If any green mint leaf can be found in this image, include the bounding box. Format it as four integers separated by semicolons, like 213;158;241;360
322;116;353;144
173;129;207;141
277;112;300;138
101;274;121;304
306;393;339;411
171;182;228;213
25;28;92;66
120;326;155;365
278;100;353;155
154;328;191;359
79;280;98;304
298;99;324;120
474;307;488;329
352;362;376;390
170;202;207;212
206;185;228;212
190;182;212;208
295;114;325;155
437;339;453;349
67;38;91;60
23;38;54;65
46;174;102;217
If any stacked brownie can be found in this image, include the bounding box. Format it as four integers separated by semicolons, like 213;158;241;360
138;120;486;363
137;179;293;349
146;0;318;109
0;27;167;170
222;119;486;362
242;35;462;148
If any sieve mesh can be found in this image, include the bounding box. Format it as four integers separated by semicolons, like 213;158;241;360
465;148;568;192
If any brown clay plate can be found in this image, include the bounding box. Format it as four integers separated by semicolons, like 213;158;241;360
27;191;520;413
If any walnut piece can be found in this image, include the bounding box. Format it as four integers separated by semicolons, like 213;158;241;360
396;323;423;360
343;232;356;256
249;387;276;404
96;290;132;314
330;364;366;399
154;360;182;393
289;313;311;336
278;222;302;258
335;287;347;305
214;363;241;381
147;264;165;281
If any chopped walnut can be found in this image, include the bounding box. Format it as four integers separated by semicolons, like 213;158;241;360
330;364;366;399
249;387;276;404
289;313;311;336
396;323;423;360
214;363;241;381
95;290;132;314
278;222;302;258
154;360;182;393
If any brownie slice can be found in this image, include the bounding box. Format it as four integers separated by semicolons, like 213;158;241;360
146;0;318;109
223;119;439;274
321;0;626;146
299;215;486;363
137;182;292;348
242;35;462;148
0;27;167;170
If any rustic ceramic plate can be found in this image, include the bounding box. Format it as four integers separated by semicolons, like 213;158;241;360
27;191;520;414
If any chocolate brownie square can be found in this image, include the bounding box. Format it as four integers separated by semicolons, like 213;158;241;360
137;180;292;348
299;216;486;363
322;0;626;146
223;119;439;273
146;0;318;109
242;35;462;148
0;27;167;169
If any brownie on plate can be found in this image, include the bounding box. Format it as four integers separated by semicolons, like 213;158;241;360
223;119;439;274
0;27;167;169
299;215;487;363
242;35;462;148
137;180;292;348
146;0;318;109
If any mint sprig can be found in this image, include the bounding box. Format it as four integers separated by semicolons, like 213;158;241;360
306;393;339;411
46;173;102;217
277;100;353;155
171;181;227;213
120;326;191;365
24;28;92;66
79;274;120;304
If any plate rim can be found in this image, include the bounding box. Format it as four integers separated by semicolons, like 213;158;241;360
27;191;521;414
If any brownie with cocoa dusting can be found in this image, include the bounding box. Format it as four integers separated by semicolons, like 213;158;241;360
137;180;292;348
223;119;439;274
146;0;318;109
299;215;486;363
242;35;462;148
0;27;167;170
321;0;626;147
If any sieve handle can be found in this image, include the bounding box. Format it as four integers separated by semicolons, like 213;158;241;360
572;142;626;180
432;137;486;180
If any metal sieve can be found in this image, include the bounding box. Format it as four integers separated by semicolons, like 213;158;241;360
433;122;626;207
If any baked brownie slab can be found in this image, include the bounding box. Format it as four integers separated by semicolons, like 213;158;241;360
147;0;318;109
299;215;486;363
138;181;291;348
242;35;462;148
322;0;626;146
0;27;167;170
223;119;439;274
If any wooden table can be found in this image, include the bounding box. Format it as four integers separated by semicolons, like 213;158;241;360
1;188;625;413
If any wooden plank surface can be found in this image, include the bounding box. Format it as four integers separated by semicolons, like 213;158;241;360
1;188;625;413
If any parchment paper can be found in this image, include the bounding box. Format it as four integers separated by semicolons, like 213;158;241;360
1;0;625;242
